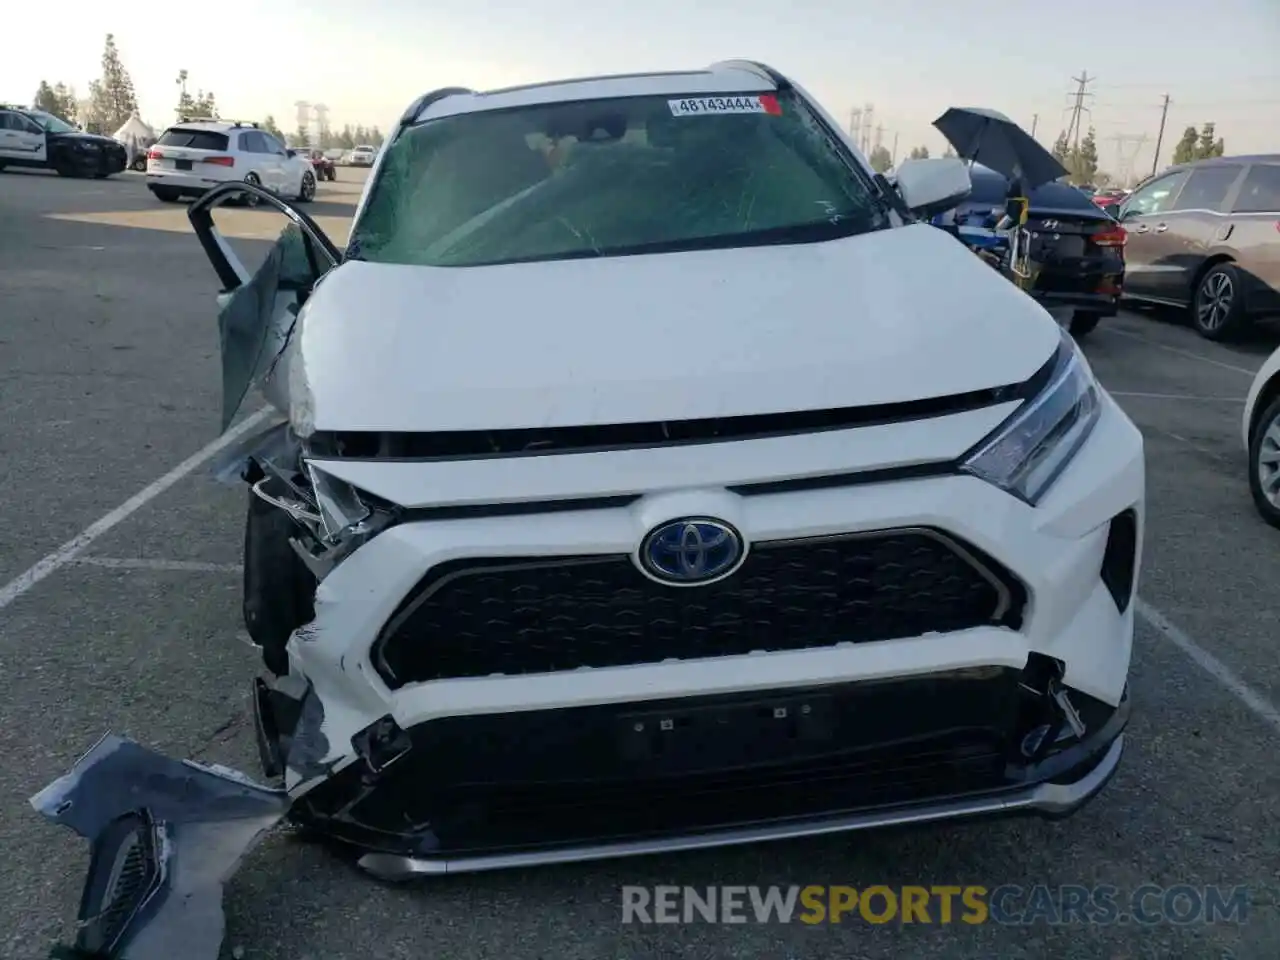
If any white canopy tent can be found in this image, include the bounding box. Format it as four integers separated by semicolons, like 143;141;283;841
112;112;157;169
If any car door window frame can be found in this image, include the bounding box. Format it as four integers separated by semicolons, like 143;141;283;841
188;181;342;291
1231;163;1280;214
1120;171;1189;220
261;133;287;156
1170;164;1246;214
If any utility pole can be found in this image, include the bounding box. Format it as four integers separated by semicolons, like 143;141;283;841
874;124;885;151
1151;94;1171;177
1108;133;1148;187
849;107;862;140
891;131;899;166
1031;114;1039;138
1065;72;1094;156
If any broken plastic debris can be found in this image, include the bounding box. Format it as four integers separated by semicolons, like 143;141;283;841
31;734;290;960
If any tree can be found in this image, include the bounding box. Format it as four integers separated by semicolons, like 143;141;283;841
907;145;930;160
337;125;355;149
942;146;958;159
369;126;384;147
53;83;78;124
1073;127;1099;184
1171;125;1199;166
261;115;283;140
33;81;59;115
81;80;110;133
1196;122;1225;159
191;90;218;119
175;69;196;119
1051;131;1070;164
867;144;893;173
293;124;309;147
88;34;138;134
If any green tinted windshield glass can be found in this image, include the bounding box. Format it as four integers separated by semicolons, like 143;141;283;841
348;91;888;267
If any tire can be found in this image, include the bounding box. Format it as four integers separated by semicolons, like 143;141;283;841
297;170;316;203
131;156;147;172
1069;311;1101;339
1248;394;1280;529
1191;262;1249;341
55;160;79;178
242;489;317;676
239;172;263;207
149;186;181;203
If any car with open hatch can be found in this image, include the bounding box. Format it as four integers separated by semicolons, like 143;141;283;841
937;164;1128;339
37;63;1146;937
0;103;127;178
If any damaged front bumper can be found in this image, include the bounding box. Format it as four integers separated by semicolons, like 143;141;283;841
32;735;288;960
255;660;1129;880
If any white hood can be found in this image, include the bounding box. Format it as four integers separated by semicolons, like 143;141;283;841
288;223;1060;433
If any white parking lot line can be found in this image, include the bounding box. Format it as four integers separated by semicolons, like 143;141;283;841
1137;599;1280;735
69;557;241;574
1099;327;1261;377
1110;391;1245;402
0;407;272;611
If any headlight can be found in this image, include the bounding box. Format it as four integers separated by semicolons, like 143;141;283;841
961;330;1101;505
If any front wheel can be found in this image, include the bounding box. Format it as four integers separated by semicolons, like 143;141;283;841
296;170;316;203
1069;311;1102;340
1248;395;1280;529
1192;262;1249;340
239;172;263;207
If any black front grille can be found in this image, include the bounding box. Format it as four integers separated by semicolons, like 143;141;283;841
295;671;1027;856
374;529;1024;687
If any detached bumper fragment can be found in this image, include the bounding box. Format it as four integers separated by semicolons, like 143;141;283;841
31;735;289;960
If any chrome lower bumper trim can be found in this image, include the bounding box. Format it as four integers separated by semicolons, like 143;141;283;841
356;734;1125;881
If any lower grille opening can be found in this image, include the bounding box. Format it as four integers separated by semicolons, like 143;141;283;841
373;528;1027;687
1100;509;1138;612
299;670;1025;855
293;669;1123;858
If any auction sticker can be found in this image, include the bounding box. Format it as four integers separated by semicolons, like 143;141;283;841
668;94;783;117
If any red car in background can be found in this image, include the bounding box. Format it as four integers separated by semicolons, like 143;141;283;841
1092;188;1129;209
293;147;336;181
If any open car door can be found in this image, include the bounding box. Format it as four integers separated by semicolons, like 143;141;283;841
187;180;343;432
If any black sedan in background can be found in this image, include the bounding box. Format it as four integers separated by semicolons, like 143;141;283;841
944;165;1127;338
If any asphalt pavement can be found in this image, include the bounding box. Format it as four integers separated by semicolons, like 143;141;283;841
1;167;1278;960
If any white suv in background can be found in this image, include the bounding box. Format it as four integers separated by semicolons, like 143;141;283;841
145;120;317;204
348;144;376;166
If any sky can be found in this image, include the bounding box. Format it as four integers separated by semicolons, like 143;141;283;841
4;0;1277;180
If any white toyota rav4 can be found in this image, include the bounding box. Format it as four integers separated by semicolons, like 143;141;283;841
179;61;1143;879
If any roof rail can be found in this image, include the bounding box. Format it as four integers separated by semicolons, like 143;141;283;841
399;87;476;131
708;60;792;90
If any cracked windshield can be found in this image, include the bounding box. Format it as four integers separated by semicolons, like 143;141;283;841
1;1;1278;958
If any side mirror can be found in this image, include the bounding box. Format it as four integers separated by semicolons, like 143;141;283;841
894;158;972;218
286;149;297;157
